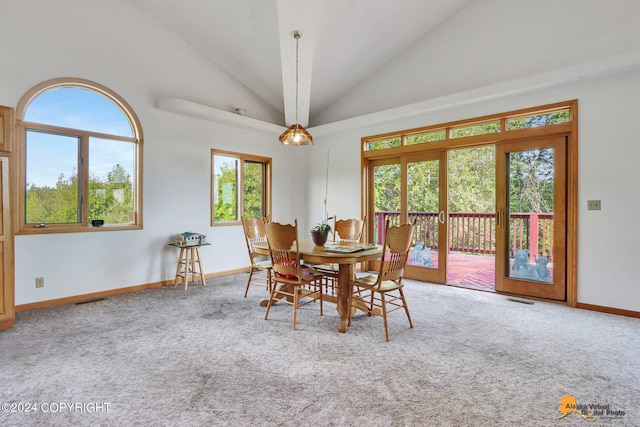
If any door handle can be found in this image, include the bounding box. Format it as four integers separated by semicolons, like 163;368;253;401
438;211;446;224
496;210;502;227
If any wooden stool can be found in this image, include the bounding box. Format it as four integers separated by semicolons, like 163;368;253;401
170;244;208;290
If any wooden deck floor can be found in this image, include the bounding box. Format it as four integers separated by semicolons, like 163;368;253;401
406;251;496;291
445;253;496;291
408;252;554;292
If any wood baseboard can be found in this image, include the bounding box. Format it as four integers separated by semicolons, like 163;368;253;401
576;302;640;318
16;267;250;313
15;267;638;320
16;281;168;312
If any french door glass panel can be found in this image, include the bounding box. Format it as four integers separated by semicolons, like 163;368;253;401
447;146;496;289
372;161;400;243
406;152;447;283
370;153;447;283
407;158;440;270
507;148;554;282
496;136;566;301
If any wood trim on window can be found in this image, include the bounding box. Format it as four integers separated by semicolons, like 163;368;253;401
361;100;578;307
14;78;144;234
210;148;272;226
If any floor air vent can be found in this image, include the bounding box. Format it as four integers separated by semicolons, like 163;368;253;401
75;298;106;305
507;297;534;305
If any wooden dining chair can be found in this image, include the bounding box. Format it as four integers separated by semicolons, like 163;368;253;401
350;219;415;341
241;216;272;298
264;219;324;330
315;216;366;295
334;216;366;243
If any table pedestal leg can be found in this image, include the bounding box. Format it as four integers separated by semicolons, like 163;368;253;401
337;264;353;333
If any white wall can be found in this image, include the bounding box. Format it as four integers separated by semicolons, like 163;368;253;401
308;69;640;312
313;0;640;125
1;0;304;305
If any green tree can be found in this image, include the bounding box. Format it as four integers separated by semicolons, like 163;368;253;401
507;110;569;130
408;159;439;212
243;161;264;219
508;149;554;213
214;160;238;222
373;163;400;212
448;146;496;212
89;163;134;224
26;172;79;224
26;164;133;225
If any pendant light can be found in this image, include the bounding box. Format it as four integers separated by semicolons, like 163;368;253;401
279;30;313;146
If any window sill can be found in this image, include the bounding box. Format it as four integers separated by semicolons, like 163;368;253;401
17;224;143;235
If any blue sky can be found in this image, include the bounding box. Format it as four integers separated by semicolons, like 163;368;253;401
25;87;134;187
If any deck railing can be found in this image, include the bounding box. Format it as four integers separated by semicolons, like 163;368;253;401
374;211;554;262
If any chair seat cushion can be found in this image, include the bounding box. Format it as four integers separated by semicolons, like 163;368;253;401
354;274;401;291
255;260;272;269
275;260;321;281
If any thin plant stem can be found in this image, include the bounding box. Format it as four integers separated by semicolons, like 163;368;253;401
324;149;329;221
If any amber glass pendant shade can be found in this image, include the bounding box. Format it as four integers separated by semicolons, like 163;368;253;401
280;30;313;146
279;123;313;146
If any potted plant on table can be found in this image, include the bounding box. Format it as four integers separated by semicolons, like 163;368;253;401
311;216;333;246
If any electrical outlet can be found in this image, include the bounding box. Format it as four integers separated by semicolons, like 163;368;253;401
587;200;601;211
35;277;44;288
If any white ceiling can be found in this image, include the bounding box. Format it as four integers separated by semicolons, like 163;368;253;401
133;0;640;129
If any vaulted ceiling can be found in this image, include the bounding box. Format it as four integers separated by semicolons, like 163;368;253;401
133;0;640;129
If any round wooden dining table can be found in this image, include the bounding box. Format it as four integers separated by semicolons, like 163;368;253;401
254;239;383;333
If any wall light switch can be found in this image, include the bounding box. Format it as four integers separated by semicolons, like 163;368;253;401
587;200;601;211
35;277;44;288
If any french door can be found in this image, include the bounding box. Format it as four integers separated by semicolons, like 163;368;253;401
368;151;448;283
367;135;568;302
495;136;567;300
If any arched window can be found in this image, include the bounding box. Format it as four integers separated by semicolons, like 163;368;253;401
16;78;143;233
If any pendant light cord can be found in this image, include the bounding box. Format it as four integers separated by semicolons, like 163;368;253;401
294;32;300;124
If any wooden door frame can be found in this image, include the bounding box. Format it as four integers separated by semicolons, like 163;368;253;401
404;151;448;283
0;106;15;329
495;135;567;300
364;152;449;283
361;99;578;307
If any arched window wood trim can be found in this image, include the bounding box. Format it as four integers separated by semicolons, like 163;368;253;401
15;77;144;234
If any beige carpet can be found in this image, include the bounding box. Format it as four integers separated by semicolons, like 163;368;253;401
1;273;638;426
